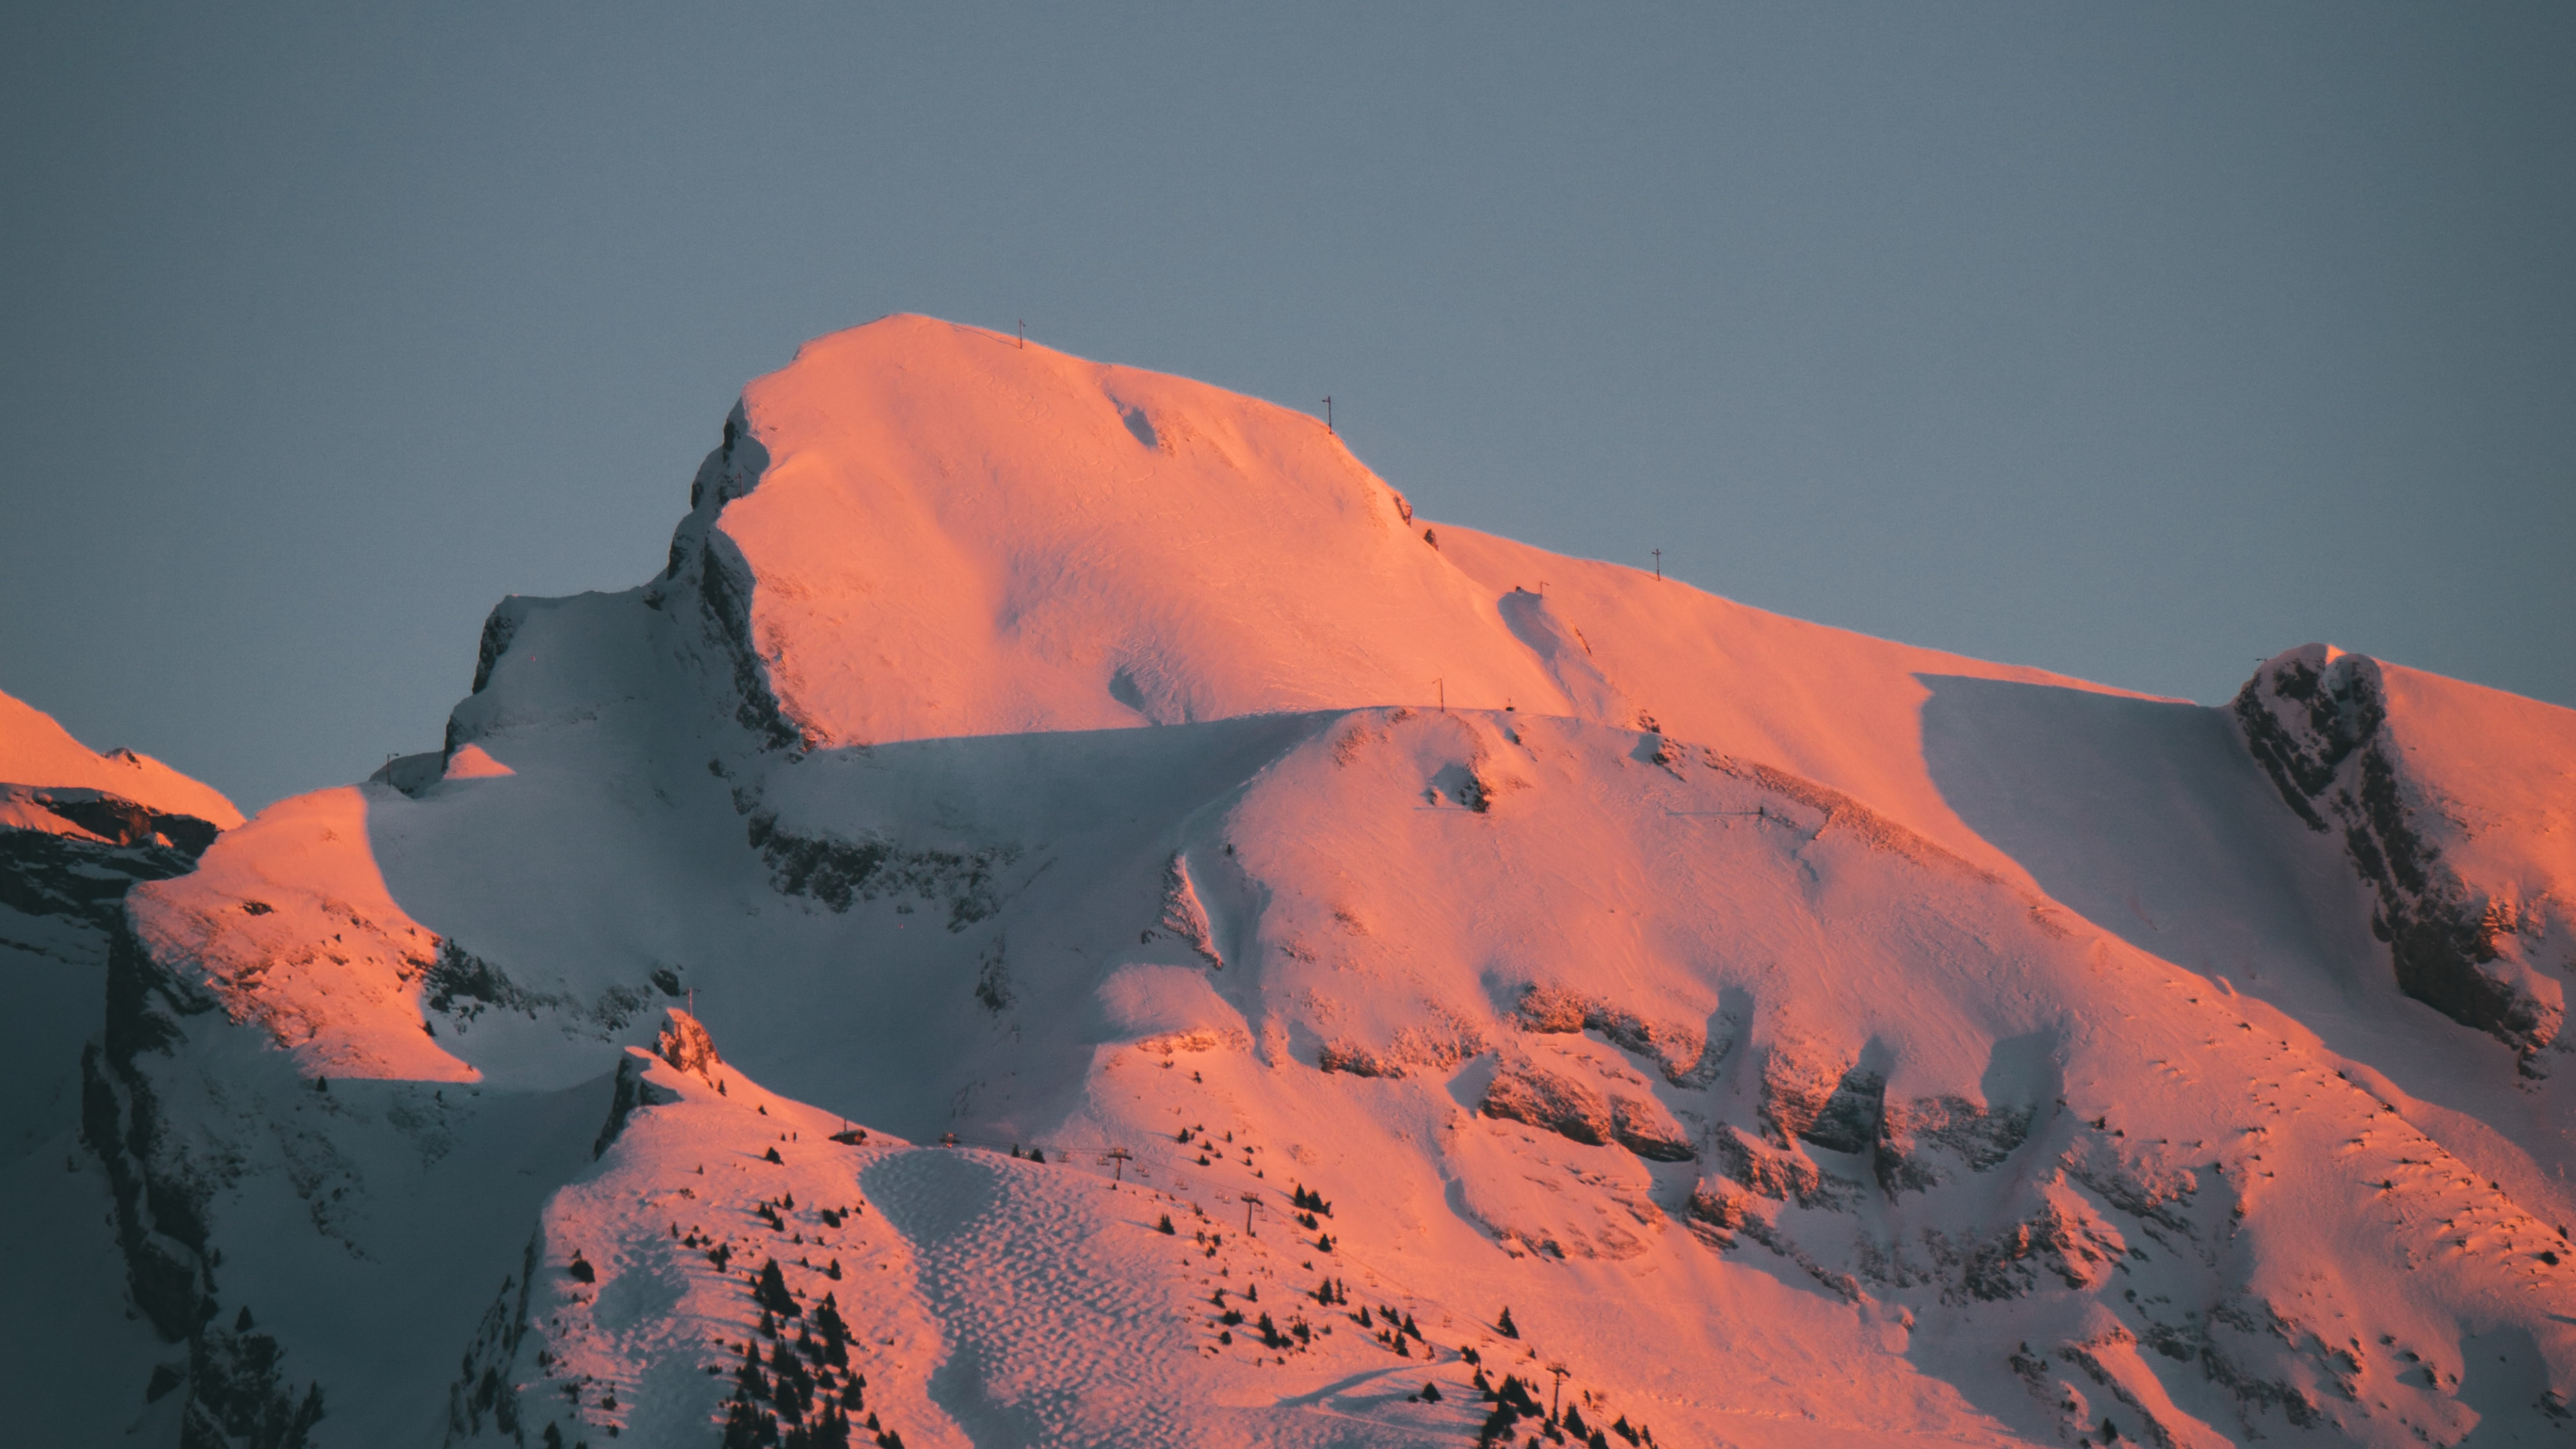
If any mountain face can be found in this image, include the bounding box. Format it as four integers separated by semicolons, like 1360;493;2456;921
9;315;2574;1449
0;698;239;1442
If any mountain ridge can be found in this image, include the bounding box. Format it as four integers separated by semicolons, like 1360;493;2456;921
5;315;2573;1448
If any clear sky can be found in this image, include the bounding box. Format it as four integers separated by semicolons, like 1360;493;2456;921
5;5;2570;812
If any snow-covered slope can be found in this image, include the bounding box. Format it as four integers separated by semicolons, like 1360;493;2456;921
41;316;2576;1448
0;688;240;1444
1;691;244;831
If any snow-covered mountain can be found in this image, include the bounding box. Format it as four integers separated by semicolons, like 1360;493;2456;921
0;696;240;1441
10;315;2574;1449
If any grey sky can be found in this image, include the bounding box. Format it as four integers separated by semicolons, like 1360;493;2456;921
5;4;2569;812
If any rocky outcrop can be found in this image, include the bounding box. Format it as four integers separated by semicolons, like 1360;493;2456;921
655;1007;720;1081
1876;1094;2036;1195
1945;1198;2124;1302
0;784;217;924
1481;1057;1614;1146
1157;853;1224;969
1709;1125;1841;1208
593;1051;680;1160
1747;1041;2035;1197
746;812;1016;930
184;1311;329;1449
2234;646;2564;1061
80;920;331;1446
1479;1055;1697;1163
1512;983;1725;1086
444;1236;539;1444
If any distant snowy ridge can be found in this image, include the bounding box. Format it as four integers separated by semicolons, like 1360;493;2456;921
0;689;241;829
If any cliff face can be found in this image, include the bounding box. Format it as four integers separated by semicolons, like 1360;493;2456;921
0;694;241;1444
2235;645;2575;1065
16;317;2576;1448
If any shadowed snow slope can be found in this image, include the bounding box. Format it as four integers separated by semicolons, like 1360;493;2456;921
0;688;239;1444
26;317;2576;1449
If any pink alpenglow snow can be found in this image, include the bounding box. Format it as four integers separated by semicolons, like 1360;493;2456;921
7;315;2573;1448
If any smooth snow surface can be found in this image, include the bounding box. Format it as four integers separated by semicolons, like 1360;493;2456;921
15;316;2576;1448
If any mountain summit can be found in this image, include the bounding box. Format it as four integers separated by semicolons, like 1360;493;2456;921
9;315;2573;1448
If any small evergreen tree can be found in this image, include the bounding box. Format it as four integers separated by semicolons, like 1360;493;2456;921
1497;1306;1519;1338
755;1258;802;1317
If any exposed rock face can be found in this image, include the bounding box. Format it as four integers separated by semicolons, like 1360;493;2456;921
1709;1125;1835;1206
1481;1057;1614;1147
0;784;218;924
746;810;1014;929
1881;1095;2033;1192
1511;983;1723;1085
1474;1049;1698;1162
2234;645;2570;1062
0;716;254;1441
1157;853;1223;969
0;777;331;1447
654;1008;720;1081
1608;1093;1695;1161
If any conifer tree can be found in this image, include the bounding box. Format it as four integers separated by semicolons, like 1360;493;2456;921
1497;1306;1519;1338
756;1258;802;1317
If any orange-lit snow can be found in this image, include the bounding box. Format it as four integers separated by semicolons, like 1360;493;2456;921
0;688;241;827
25;316;2576;1447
